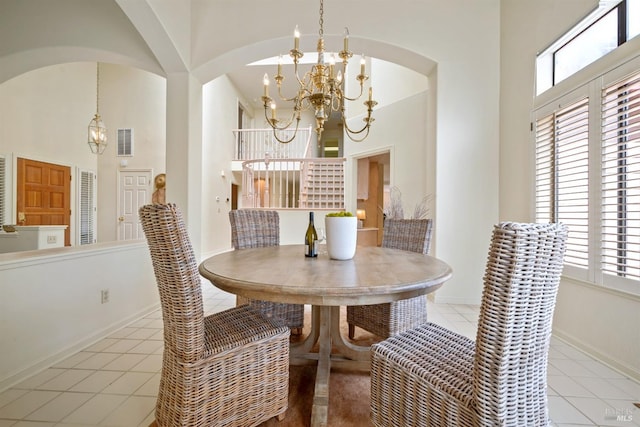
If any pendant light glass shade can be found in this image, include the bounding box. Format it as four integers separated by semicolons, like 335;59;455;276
88;112;107;154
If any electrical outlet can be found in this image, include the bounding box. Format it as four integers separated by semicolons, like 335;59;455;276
47;235;57;244
101;289;110;304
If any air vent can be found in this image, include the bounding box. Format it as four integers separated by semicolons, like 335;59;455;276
117;128;133;156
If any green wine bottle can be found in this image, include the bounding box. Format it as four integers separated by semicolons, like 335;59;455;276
304;212;318;257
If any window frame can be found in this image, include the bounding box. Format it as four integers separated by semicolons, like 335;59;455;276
536;0;639;95
533;55;640;297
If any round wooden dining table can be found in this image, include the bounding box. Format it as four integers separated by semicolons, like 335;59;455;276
199;244;452;427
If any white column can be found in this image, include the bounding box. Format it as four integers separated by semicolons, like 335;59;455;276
165;72;203;259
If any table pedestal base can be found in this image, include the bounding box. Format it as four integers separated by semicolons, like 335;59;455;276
290;306;371;427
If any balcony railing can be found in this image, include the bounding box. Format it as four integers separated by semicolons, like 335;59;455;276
232;126;313;160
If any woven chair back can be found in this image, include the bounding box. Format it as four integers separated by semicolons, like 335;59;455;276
229;209;280;249
474;222;568;424
139;203;205;363
382;218;433;254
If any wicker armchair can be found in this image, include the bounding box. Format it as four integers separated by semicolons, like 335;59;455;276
370;222;568;427
229;209;304;335
140;204;290;426
347;218;433;339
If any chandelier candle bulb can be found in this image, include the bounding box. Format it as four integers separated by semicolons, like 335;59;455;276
329;55;335;78
343;27;349;51
294;25;300;50
263;74;269;97
271;102;277;120
277;55;282;76
360;56;365;75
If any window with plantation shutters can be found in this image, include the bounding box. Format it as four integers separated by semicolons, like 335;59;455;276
534;60;640;295
601;71;640;281
535;98;590;270
79;170;97;245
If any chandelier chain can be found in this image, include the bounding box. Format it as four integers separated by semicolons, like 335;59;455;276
96;62;100;114
88;61;107;154
318;0;323;38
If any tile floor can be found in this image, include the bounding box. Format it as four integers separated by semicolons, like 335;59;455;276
0;283;638;426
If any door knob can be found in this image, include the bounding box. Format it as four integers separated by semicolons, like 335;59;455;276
118;216;124;222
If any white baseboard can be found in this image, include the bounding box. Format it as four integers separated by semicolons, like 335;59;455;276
552;330;640;383
0;302;161;392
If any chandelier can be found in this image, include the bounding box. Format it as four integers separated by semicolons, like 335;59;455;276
88;62;108;154
261;0;376;143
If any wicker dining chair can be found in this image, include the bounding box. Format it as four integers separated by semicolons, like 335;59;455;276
229;209;304;335
347;218;433;339
370;222;568;427
140;204;290;427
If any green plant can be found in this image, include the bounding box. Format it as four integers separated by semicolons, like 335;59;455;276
326;211;354;217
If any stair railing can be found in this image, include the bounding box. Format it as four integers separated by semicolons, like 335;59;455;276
242;157;345;210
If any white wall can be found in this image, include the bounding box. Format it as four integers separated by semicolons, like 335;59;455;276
500;0;640;380
0;62;169;389
0;62;166;244
0;242;158;390
370;58;429;111
346;92;429;216
0;63;99;243
201;75;240;257
97;63;166;242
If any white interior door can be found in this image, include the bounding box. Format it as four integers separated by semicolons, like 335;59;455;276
118;169;152;240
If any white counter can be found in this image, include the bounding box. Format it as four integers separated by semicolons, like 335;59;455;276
0;225;67;253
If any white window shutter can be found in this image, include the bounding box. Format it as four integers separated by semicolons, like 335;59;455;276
535;98;590;270
79;169;97;245
601;71;640;281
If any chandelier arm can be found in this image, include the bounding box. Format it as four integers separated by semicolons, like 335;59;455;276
263;99;306;133
275;91;301;103
263;106;295;131
342;118;371;136
276;83;309;103
271;119;301;144
341;106;374;142
341;83;365;102
342;92;365;102
330;94;341;112
291;61;303;87
294;68;313;91
343;121;371;142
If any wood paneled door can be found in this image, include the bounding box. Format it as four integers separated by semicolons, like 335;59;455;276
17;158;71;246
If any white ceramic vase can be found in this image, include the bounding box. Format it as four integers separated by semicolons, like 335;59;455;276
325;216;357;260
